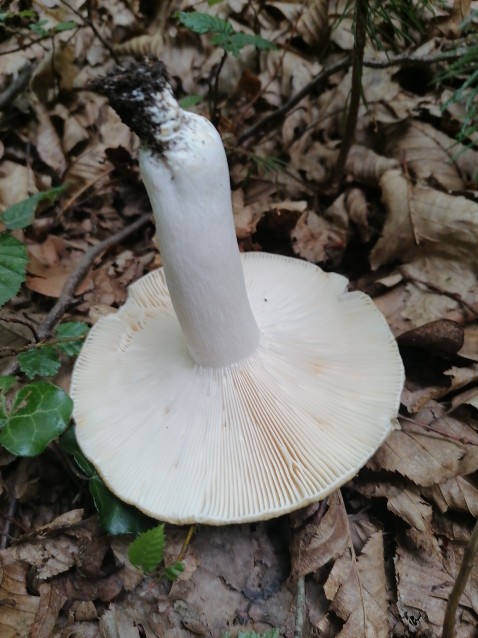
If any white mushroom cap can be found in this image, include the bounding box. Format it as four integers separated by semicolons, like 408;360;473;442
71;252;404;525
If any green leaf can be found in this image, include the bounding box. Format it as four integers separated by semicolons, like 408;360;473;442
89;477;154;535
29;19;50;36
0;234;29;306
54;20;76;32
54;321;89;356
179;94;202;109
59;426;97;477
18;346;61;379
177;11;233;36
128;524;166;573
0;381;72;456
2;185;66;230
225;32;275;57
0;376;16;392
164;561;185;581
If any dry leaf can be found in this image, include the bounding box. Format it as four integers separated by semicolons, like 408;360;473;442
291;492;349;576
421;475;478;517
291;210;347;264
369;404;478;486
0;161;37;211
100;606;142;638
384;121;466;191
358;482;440;554
320;532;388;638
345;146;399;186
297;0;329;48
0;554;40;638
30;583;67;638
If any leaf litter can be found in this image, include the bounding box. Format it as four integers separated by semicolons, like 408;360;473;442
1;0;478;636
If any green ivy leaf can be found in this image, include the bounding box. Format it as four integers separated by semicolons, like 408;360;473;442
0;376;16;392
0;381;72;456
164;560;185;581
18;346;61;379
2;185;66;230
128;524;165;573
0;234;29;306
59;426;96;478
55;321;89;356
89;477;154;536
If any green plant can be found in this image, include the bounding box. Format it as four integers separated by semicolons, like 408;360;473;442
128;524;185;580
59;427;155;535
0;189;153;536
176;12;275;58
0;187;76;455
176;10;275;121
436;41;478;151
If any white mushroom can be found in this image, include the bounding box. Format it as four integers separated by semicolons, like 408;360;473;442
71;60;404;525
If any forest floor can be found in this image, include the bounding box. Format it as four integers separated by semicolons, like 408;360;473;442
1;0;478;636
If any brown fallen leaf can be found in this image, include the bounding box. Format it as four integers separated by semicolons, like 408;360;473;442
30;582;67;638
0;553;40;638
357;482;439;555
291;210;347;264
100;605;142;638
421;475;478;518
291;492;349;577
395;538;478;633
384;121;466;191
318;531;388;638
368;403;478;486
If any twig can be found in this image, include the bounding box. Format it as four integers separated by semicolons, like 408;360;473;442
177;524;195;562
399;268;478;319
334;0;368;186
442;517;478;638
0;63;33;110
36;213;151;339
0;496;18;550
237;50;463;145
3;213;151;377
237;56;351;144
58;0;120;63
210;50;228;125
363;49;464;69
294;575;306;638
0;317;39;342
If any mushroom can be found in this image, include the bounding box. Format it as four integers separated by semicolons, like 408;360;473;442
71;59;404;525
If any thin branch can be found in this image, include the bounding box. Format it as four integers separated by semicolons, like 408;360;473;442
294;575;306;638
58;0;120;63
211;50;228;125
37;213;151;340
0;317;39;342
442;518;478;638
399;268;478;319
0;496;18;550
2;213;151;377
334;0;368;186
0;63;33;110
237;50;463;145
237;56;351;144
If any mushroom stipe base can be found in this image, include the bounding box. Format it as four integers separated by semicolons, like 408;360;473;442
71;252;403;525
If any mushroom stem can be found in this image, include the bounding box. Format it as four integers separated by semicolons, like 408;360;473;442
95;61;260;367
140;118;260;366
